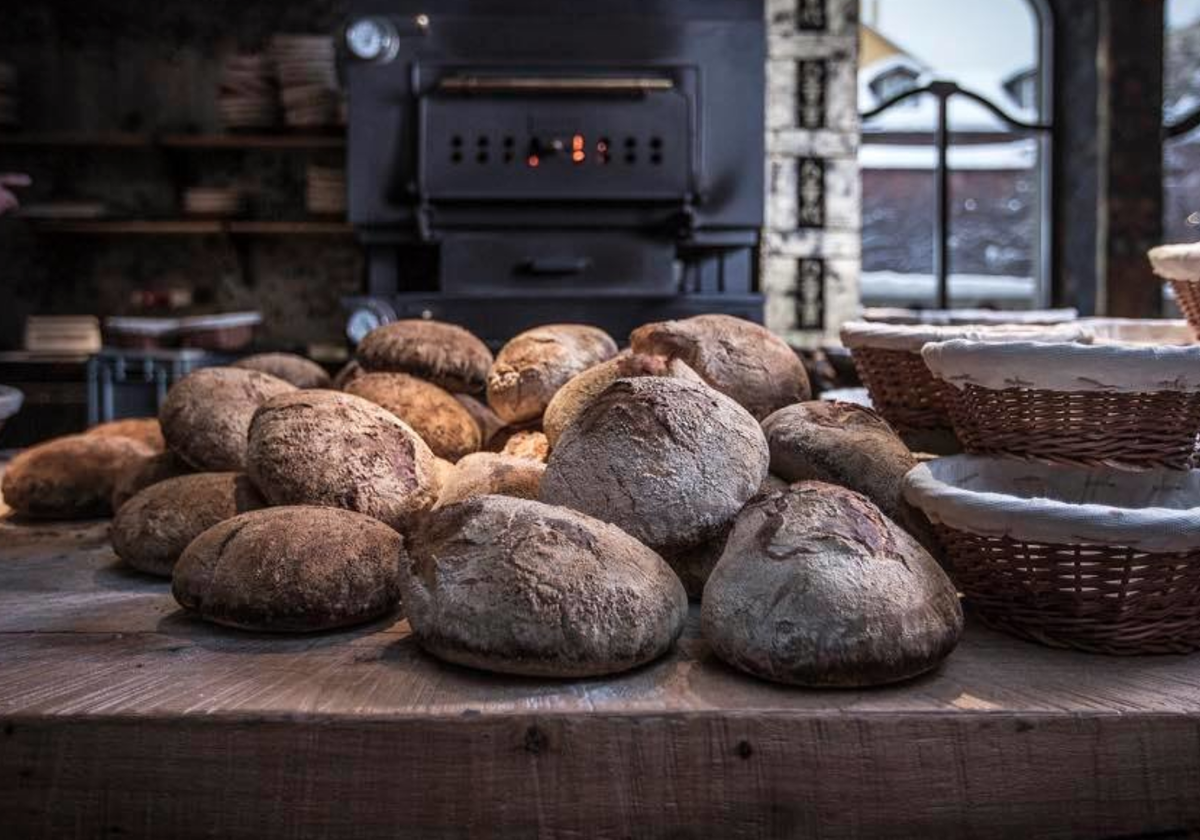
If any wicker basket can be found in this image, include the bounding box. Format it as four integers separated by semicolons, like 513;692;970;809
861;307;1078;327
1150;244;1200;338
1081;317;1195;346
840;322;1090;441
903;455;1200;655
923;339;1200;469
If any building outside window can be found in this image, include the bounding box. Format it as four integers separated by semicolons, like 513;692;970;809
1165;0;1200;247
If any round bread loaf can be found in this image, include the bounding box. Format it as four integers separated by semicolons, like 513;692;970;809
112;473;265;577
401;495;688;677
2;434;152;519
356;320;493;394
630;314;811;420
86;418;166;453
543;352;703;447
431;456;456;493
232;353;332;389
702;482;963;687
332;360;364;390
453;393;506;447
345;372;482;462
487;324;618;425
159;367;296;471
498;429;549;462
435;453;545;507
111;451;193;512
540;377;769;554
246;390;440;530
173;506;404;632
762;401;939;557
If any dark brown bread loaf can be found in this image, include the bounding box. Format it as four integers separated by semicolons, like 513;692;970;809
540;377;769;555
487;324;618;425
173;506;404;632
346;372;481;462
86;417;166;453
159;367;296;471
543;352;702;448
246;390;440;530
2;434;152;519
434;453;545;507
630;313;811;420
332;360;365;390
232;353;332;389
452;394;507;447
761;401;939;558
111;451;194;512
702;482;963;687
401;496;688;677
112;473;265;577
356;320;493;394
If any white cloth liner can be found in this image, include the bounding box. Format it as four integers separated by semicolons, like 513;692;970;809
1080;317;1195;346
1149;243;1200;282
840;321;1091;353
922;339;1200;394
861;307;1078;326
902;455;1200;552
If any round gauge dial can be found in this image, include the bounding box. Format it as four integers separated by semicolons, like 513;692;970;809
346;18;393;61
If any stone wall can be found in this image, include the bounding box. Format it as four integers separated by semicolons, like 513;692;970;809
763;0;861;348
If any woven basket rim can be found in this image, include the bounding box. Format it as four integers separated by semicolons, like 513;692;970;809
840;321;1090;353
1150;243;1200;282
903;455;1200;552
860;307;1079;327
1079;317;1195;346
923;338;1200;394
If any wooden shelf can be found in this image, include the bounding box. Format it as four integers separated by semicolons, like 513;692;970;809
29;219;353;236
0;132;345;150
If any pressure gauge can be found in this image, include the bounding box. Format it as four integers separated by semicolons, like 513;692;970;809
345;17;398;62
346;299;397;345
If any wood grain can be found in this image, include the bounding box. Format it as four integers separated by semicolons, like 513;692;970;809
3;512;1200;838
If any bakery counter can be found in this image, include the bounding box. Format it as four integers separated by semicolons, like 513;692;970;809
3;512;1200;839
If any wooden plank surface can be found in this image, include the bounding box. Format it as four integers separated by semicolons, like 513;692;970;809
3;512;1200;838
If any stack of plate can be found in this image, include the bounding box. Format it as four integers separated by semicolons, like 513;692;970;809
182;187;243;217
270;35;342;128
217;54;277;130
0;62;18;129
306;164;346;216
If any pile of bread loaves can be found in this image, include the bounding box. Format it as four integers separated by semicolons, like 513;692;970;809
1;315;962;688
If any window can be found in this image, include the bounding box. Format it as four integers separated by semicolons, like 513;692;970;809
1165;0;1200;248
858;0;1051;311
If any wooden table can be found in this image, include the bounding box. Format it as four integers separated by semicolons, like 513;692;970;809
3;514;1200;839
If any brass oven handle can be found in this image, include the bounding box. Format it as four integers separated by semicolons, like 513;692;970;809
438;76;674;94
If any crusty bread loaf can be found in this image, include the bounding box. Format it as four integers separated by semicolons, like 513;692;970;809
247;390;440;530
173;506;404;632
332;360;364;390
401;495;687;677
630;314;811;420
2;434;152;519
453;393;507;447
356;320;493;394
159;367;296;471
111;451;193;512
498;429;549;463
487;324;617;425
434;453;545;507
232;353;332;389
112;472;264;577
702;482;963;687
346;372;481;462
86;418;166;453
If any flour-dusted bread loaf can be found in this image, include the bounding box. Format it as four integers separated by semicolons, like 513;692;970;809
435;453;545;507
630;313;811;420
401;496;687;677
173;506;404;632
332;360;364;390
246;390;440;530
112;473;265;577
453;393;507;447
111;451;193;512
486;324;618;425
356;320;493;394
498;429;549;462
543;352;702;447
540;377;769;556
86;417;166;453
346;372;482;462
2;434;152;519
159;367;296;471
762;401;940;558
702;482;963;687
232;352;332;389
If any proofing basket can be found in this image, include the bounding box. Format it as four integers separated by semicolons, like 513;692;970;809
861;307;1078;327
923;339;1200;469
1080;317;1195;346
840;322;1090;439
904;456;1200;655
1150;244;1200;339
